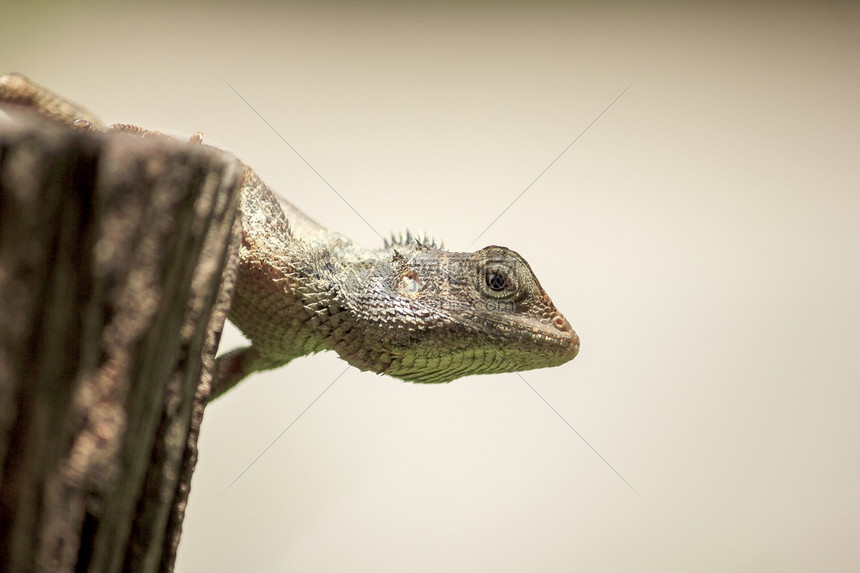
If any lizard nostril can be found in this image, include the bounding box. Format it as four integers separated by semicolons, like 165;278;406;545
552;314;570;332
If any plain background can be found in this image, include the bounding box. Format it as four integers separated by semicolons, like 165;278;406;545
2;1;859;571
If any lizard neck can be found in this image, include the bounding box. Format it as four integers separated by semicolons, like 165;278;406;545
230;170;384;364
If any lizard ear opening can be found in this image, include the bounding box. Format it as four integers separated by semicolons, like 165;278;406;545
396;270;421;297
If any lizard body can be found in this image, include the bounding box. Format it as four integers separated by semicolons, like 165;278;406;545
0;74;580;399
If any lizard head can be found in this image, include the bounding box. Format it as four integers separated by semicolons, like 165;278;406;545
336;244;580;383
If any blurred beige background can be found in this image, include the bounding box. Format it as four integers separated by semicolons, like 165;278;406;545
3;1;859;571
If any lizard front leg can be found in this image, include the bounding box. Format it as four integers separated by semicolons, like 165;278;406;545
0;73;105;128
0;74;203;145
210;346;291;400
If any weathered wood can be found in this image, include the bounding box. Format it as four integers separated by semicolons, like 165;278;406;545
0;120;242;572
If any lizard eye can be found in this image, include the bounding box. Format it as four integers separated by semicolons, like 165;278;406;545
486;270;508;291
478;262;519;299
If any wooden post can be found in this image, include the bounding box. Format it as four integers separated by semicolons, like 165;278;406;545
0;121;242;572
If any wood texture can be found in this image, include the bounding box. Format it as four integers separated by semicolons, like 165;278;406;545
0;121;242;572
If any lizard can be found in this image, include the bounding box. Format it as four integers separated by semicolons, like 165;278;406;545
0;73;580;400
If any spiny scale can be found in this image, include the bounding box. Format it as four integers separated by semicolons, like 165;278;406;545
383;229;443;250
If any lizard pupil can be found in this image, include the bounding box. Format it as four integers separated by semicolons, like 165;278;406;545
486;271;508;291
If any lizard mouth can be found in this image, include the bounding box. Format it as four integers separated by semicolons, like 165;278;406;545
531;325;580;365
551;313;580;361
567;330;581;360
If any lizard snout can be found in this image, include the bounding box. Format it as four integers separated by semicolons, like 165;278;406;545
551;312;580;360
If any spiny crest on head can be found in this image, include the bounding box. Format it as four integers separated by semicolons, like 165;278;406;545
383;229;443;250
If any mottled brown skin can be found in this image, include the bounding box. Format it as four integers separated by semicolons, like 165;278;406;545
0;73;580;400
